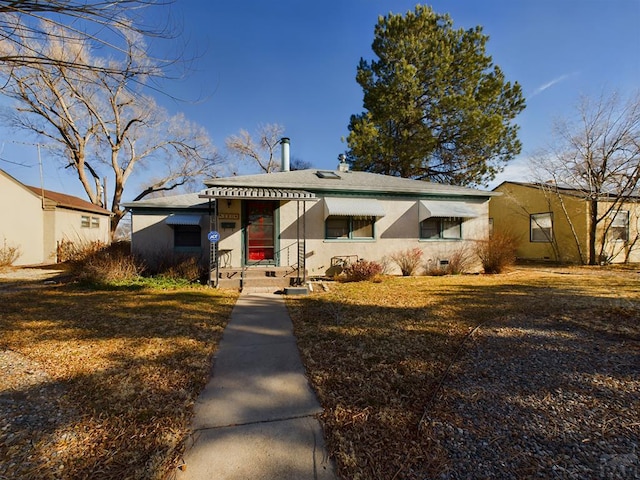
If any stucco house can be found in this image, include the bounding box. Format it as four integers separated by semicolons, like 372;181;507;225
125;144;497;289
490;181;640;264
0;169;112;266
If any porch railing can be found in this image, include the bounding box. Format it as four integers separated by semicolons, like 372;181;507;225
240;241;303;289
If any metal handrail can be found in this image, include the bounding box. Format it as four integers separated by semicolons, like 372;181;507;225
241;241;299;289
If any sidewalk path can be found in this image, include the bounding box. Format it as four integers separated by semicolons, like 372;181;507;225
177;293;336;480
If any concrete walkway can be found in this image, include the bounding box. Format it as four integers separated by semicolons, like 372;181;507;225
177;293;336;480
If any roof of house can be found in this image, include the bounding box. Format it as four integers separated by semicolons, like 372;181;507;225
25;186;113;215
203;169;497;198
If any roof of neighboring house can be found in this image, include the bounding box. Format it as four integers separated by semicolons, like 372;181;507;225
1;168;111;215
203;169;497;198
493;181;640;201
122;192;210;209
25;186;112;215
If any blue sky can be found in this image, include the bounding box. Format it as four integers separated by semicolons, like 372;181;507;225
1;0;639;199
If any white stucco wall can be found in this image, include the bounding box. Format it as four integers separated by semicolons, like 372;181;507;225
130;211;210;266
0;175;45;265
279;197;490;276
131;196;491;275
52;208;111;262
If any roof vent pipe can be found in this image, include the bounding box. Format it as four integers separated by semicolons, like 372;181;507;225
338;153;349;173
280;137;290;172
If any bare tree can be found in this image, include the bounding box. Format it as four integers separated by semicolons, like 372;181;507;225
532;90;640;264
225;123;285;173
0;22;219;236
0;0;170;77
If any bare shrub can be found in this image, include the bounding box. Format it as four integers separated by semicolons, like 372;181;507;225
475;232;519;274
426;244;476;275
0;239;20;269
72;241;143;283
342;260;384;282
390;247;423;276
161;256;205;283
57;239;106;263
146;250;207;283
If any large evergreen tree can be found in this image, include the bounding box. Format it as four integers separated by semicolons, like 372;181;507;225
347;5;526;186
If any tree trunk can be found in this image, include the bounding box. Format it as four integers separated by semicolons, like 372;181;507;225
588;198;598;265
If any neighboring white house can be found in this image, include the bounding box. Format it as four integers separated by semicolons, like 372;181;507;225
0;169;112;266
125;151;497;287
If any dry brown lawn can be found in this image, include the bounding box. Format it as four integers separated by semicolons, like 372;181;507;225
0;282;238;479
287;266;640;479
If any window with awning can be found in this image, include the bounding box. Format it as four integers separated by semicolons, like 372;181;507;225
165;214;202;226
323;197;386;219
418;200;479;220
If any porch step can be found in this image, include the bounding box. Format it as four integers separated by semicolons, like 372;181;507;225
212;267;302;292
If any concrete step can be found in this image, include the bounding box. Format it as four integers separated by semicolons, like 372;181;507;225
214;267;304;292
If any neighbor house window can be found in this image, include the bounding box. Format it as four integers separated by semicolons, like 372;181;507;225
90;217;100;228
530;213;553;242
610;210;629;242
325;216;374;240
420;217;462;240
174;225;201;248
81;216;90;228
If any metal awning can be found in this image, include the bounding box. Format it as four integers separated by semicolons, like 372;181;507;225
200;187;317;200
323;197;386;219
419;200;479;220
165;214;202;226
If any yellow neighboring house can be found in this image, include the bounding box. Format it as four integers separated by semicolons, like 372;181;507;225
490;181;640;264
0;169;112;266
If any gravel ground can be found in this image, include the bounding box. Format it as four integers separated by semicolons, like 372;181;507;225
0;350;76;478
422;315;640;479
0;267;76;478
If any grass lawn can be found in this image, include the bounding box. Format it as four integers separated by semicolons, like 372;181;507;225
0;282;238;479
287;266;640;479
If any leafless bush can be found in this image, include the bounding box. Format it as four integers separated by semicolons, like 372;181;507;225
342;260;384;282
390;247;424;276
425;245;476;275
57;239;106;263
0;239;20;269
71;241;143;283
146;250;207;283
475;232;519;274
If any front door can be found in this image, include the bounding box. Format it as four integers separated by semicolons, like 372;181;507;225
245;201;276;263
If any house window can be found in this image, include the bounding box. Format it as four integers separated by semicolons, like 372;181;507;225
610;211;629;242
530;213;553;242
420;217;462;240
174;225;201;248
90;217;100;228
325;216;374;240
81;216;90;228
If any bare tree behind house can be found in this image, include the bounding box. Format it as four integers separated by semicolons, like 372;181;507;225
225;123;285;173
532;90;640;264
0;22;219;237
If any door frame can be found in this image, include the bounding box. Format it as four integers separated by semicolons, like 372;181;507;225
242;200;280;266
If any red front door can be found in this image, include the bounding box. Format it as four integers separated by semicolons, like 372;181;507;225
245;201;275;262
